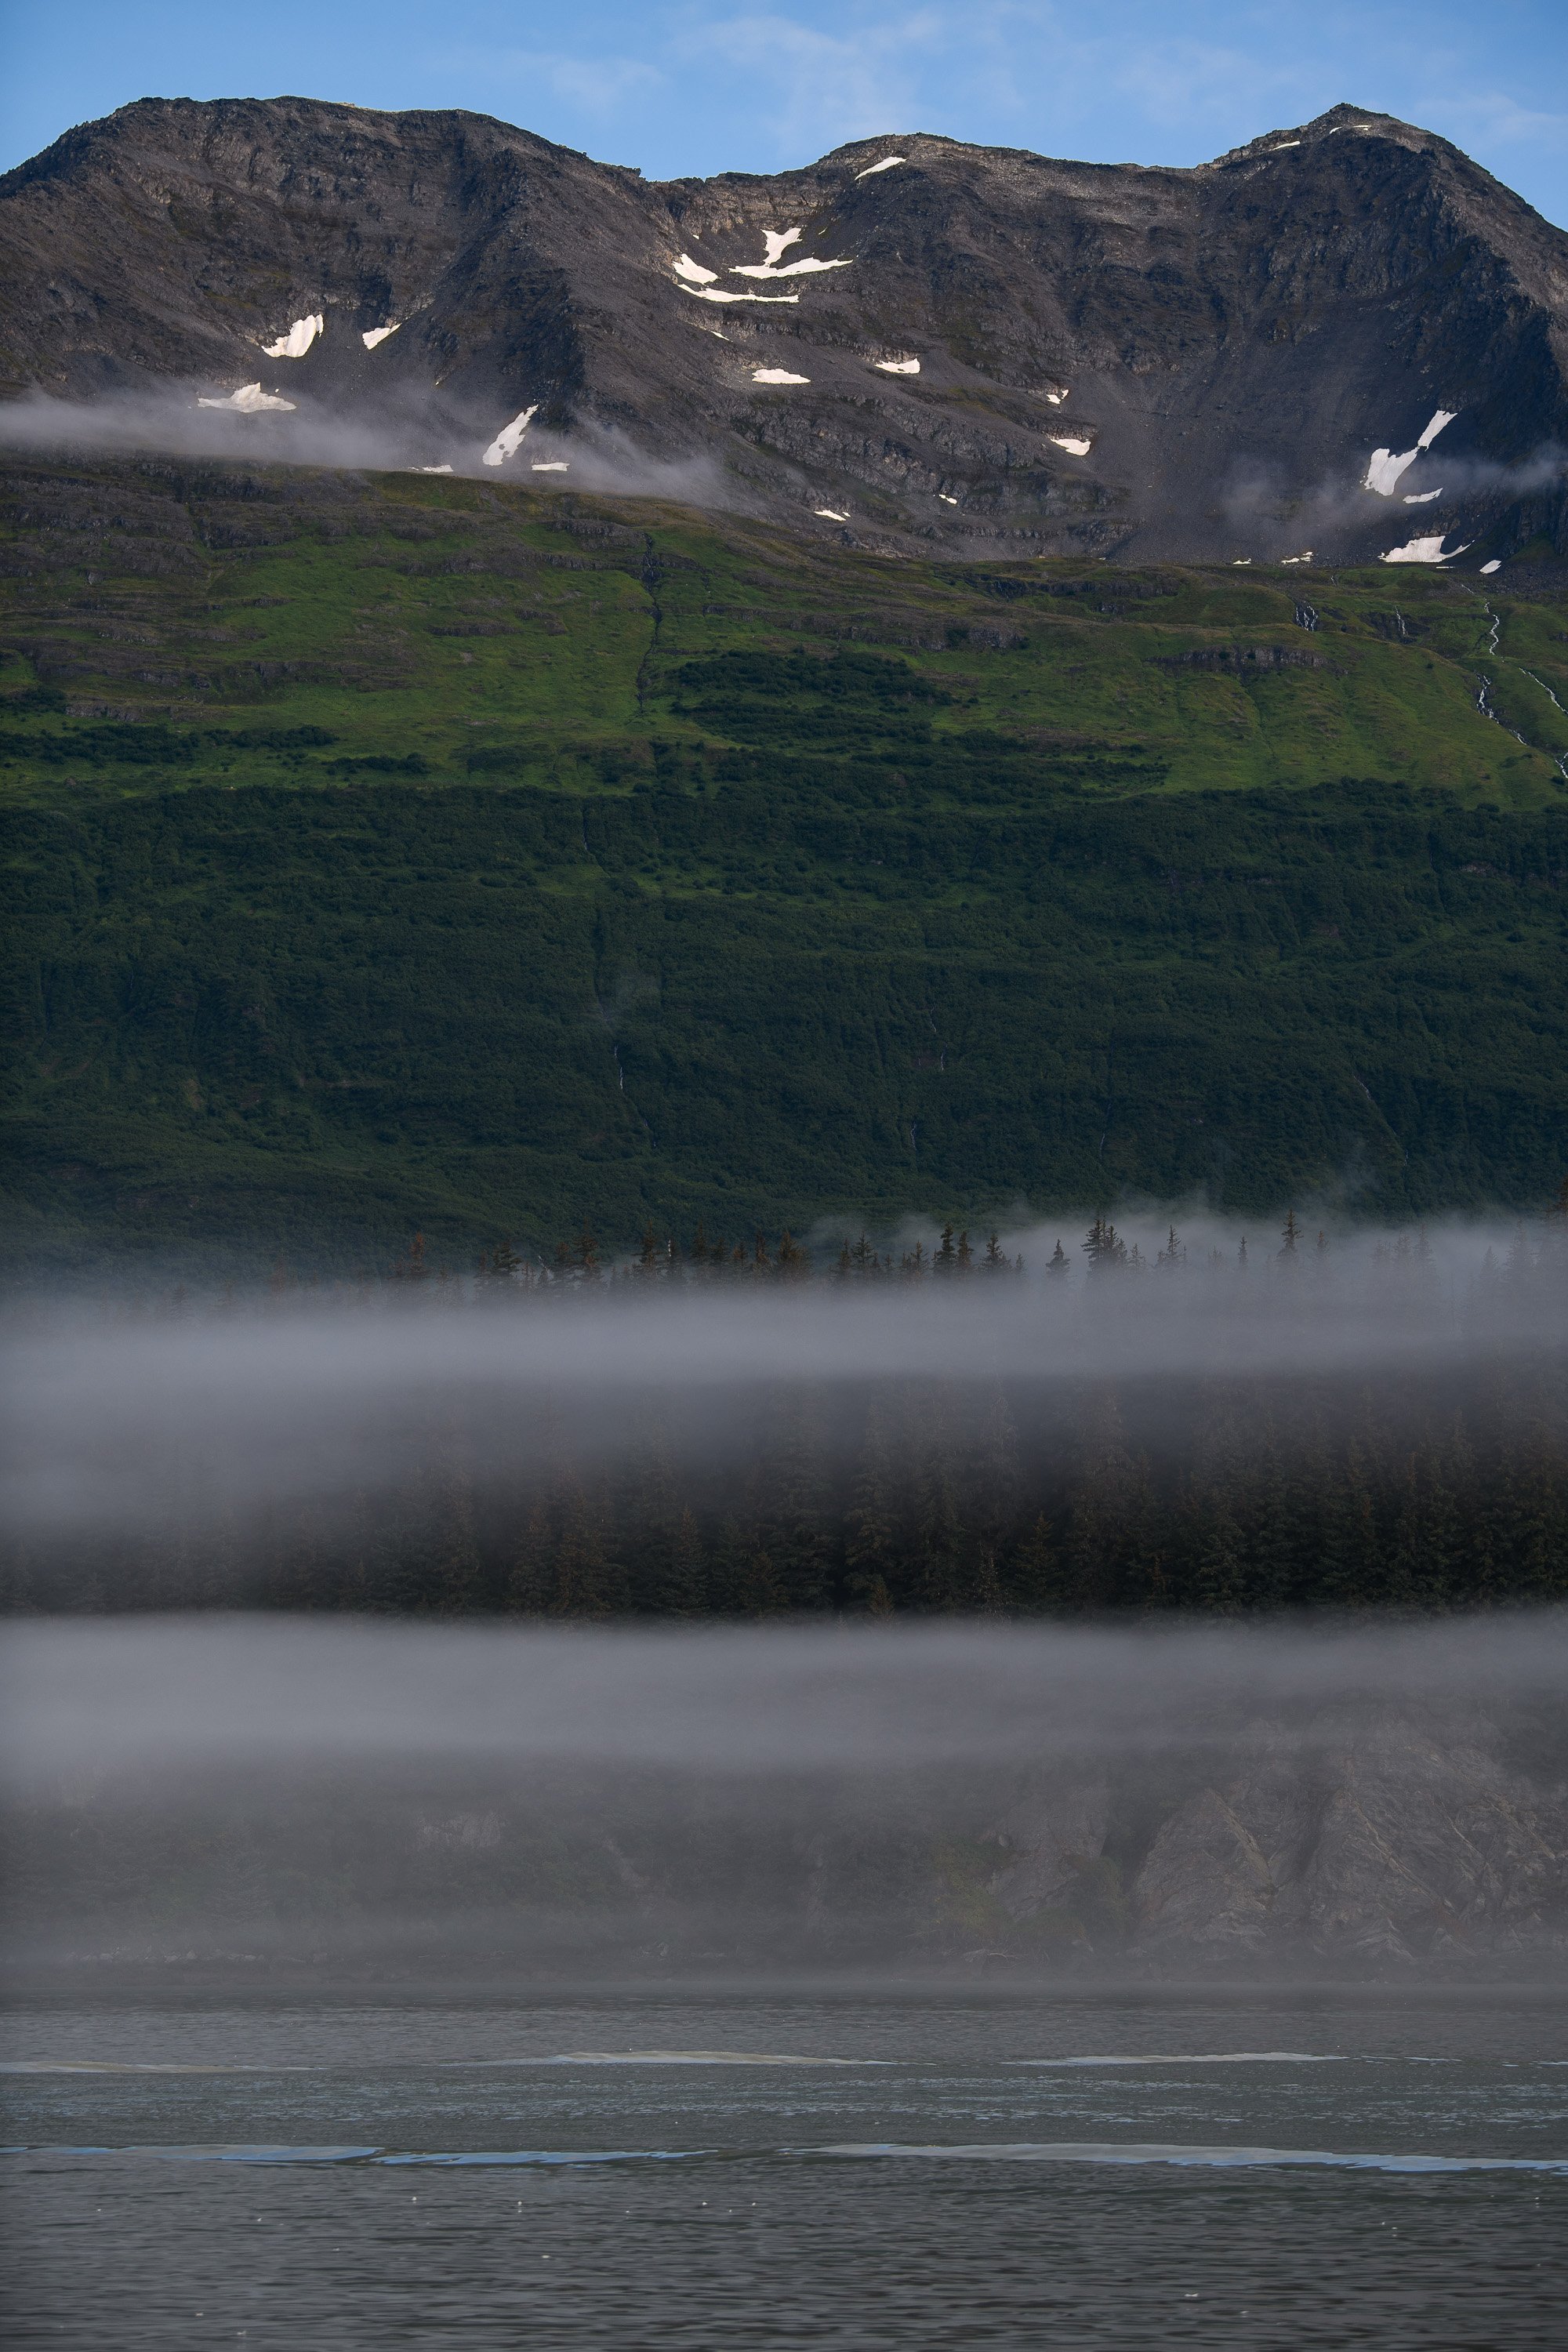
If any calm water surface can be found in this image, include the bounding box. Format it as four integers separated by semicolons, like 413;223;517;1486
2;1991;1565;2347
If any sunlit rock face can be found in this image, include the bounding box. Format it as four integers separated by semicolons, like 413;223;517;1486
1;96;1564;563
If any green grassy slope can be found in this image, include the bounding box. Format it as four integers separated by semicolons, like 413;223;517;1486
3;455;1567;1271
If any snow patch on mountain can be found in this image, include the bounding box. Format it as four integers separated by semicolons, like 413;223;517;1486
681;285;799;305
481;406;538;466
1380;532;1471;564
1364;409;1458;495
197;383;296;414
732;228;852;281
263;314;324;360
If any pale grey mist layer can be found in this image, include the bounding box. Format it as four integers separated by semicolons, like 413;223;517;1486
2;1216;1561;1538
0;386;729;504
3;1613;1566;1983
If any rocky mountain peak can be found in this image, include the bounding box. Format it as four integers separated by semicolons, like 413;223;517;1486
2;93;1563;564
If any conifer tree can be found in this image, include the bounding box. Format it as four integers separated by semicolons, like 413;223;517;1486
845;1399;898;1608
970;1384;1020;1568
1117;1455;1167;1612
572;1221;602;1282
551;1479;617;1616
1083;1216;1127;1272
756;1395;833;1605
737;1534;786;1617
394;1233;428;1283
1189;1486;1247;1616
910;1431;964;1610
1007;1512;1065;1612
431;1433;482;1612
1062;1387;1134;1605
506;1501;553;1613
704;1516;750;1616
658;1506;709;1615
1248;1422;1301;1610
1320;1439;1383;1605
970;1544;1005;1613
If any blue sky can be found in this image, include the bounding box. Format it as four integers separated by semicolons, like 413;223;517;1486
5;1;1566;226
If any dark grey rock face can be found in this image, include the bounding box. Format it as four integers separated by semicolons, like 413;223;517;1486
975;1714;1568;1974
1127;1715;1568;1969
2;96;1565;562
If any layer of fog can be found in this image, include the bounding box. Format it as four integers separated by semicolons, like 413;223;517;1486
0;387;728;508
2;1214;1560;1541
3;1613;1564;1982
5;1611;1563;1787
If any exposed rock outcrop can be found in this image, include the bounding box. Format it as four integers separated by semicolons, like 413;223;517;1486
1113;1713;1566;1971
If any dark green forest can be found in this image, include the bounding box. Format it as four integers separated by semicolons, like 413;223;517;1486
3;455;1567;1274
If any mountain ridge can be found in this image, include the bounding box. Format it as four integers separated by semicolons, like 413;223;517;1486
2;95;1566;565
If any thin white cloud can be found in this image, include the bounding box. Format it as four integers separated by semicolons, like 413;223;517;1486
435;44;666;118
681;9;943;152
1406;87;1568;151
544;54;668;112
